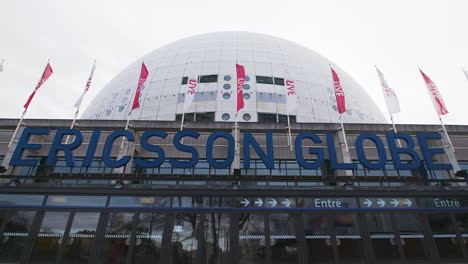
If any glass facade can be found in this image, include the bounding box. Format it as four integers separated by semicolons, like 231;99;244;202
0;194;466;263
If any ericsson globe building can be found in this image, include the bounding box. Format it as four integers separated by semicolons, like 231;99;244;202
0;32;467;264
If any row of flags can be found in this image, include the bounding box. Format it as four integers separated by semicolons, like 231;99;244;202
2;59;468;139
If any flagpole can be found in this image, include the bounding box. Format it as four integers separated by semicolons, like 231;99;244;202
438;115;455;152
180;62;199;132
8;109;26;148
339;114;349;152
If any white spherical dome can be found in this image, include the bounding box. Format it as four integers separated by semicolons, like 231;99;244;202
82;32;385;123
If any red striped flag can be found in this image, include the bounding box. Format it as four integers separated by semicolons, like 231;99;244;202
74;62;96;110
236;64;245;111
419;69;448;115
131;62;149;110
24;63;53;109
331;67;346;114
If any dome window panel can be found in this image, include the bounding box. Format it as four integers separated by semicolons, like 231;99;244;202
221;113;230;120
199;75;218;83
274;77;285;86
256;76;274;85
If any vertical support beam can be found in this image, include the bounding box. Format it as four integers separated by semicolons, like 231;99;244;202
56;212;75;264
126;212;140;264
229;213;239;264
295;213;307;264
264;214;271;264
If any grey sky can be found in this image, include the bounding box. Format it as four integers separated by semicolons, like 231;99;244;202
1;0;467;124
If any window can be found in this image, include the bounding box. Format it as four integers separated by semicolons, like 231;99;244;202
274;77;285;85
256;76;274;84
181;76;188;85
199;74;218;83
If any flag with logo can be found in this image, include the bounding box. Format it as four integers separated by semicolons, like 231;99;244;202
330;67;346;114
24;63;53;109
285;80;297;114
236;64;245;111
74;62;96;110
376;66;400;114
419;69;448;115
131;62;149;110
183;74;198;113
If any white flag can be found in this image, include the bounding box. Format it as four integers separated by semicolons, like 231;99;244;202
285;80;297;114
463;67;468;80
75;62;96;110
0;59;4;72
183;75;198;113
376;66;400;114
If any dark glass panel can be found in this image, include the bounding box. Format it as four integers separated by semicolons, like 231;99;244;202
333;214;362;263
394;214;429;262
99;213;135;264
131;213;165;264
239;214;266;264
62;212;100;264
366;214;400;261
0;211;36;262
181;77;188;85
270;214;297;264
427;213;464;261
273;77;285;86
30;212;70;263
199;75;218;83
170;213;199;263
204;213;230;263
256;76;274;85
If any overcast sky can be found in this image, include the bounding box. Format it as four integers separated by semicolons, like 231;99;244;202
1;0;467;124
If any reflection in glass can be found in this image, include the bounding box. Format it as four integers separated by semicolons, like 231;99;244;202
204;213;230;263
427;213;464;261
46;195;106;206
333;214;362;263
270;214;297;264
454;213;468;253
0;211;36;262
239;214;265;264
63;212;100;264
99;213;134;264
30;212;70;263
366;214;400;261
0;194;44;205
303;214;334;263
394;214;428;262
132;213;165;263
171;213;198;263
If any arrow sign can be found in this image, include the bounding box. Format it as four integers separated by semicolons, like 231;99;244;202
254;199;264;207
240;199;250;207
268;199;277;207
390;199;399;207
377;199;386;207
403;199;412;207
363;199;372;207
281;199;291;207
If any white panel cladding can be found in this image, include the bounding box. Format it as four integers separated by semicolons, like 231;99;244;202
82;32;385;124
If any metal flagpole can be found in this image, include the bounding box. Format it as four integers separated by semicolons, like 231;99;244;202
8;109;26;148
180;62;198;131
283;63;293;152
389;114;402;147
339;114;349;152
438;115;455;152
